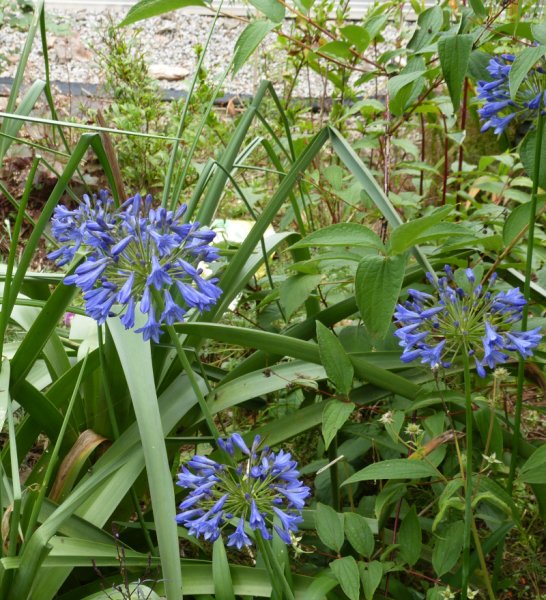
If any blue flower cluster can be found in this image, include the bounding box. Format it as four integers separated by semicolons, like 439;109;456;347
394;266;542;376
176;434;310;549
477;53;546;134
48;191;222;342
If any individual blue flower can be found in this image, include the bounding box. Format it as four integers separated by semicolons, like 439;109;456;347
477;53;546;135
48;191;222;341
175;434;311;549
393;266;542;376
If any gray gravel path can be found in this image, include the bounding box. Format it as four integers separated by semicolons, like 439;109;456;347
0;5;402;100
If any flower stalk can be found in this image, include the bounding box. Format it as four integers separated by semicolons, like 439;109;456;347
460;350;473;600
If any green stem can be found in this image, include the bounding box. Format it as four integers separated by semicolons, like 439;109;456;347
150;290;220;441
494;78;546;597
461;350;473;600
508;107;544;491
328;435;340;511
166;323;220;441
471;520;496;600
256;532;295;600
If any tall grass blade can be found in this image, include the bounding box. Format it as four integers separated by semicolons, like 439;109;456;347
108;319;182;600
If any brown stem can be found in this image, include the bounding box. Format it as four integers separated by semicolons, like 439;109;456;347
441;114;449;206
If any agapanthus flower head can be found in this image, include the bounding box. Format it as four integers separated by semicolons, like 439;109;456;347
393;266;542;377
175;434;311;549
48;191;222;341
477;53;546;135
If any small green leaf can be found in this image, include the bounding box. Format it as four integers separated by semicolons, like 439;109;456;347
388;70;425;117
468;0;486;17
330;557;360;600
315;503;344;552
233;19;276;75
248;0;285;22
509;44;546;100
432;521;464;576
407;6;443;52
316;322;354;395
437;34;474;111
532;20;546;45
322;400;355;450
119;0;206;26
397;506;422;566
359;560;383;600
343;459;437;485
519;445;546;484
388;206;452;255
340;25;370;52
344;513;374;557
320;41;353;60
289;223;384;250
355;253;407;341
279;274;322;319
519;128;546;192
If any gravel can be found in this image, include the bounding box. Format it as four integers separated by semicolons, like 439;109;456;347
0;6;399;100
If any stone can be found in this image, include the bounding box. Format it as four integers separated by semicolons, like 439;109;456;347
149;63;190;81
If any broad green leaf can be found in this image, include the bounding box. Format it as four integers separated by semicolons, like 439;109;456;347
248;0;285;22
468;50;493;81
359;560;383;600
355;253;406;340
532;20;546;45
397;506;422;566
108;319;182;600
412;222;476;247
290;223;383;250
330;557;360;600
316;322;354;395
343;459;437;485
320;41;352;60
509;44;546;100
344;512;374;557
301;575;339;600
468;0;486;17
280;274;322;319
437;34;474;111
340;25;370;52
432;521;464;576
322;400;355;449
388;71;425;117
519;444;546;484
315;503;344;552
119;0;206;26
519;128;546;192
407;6;443;52
211;361;326;413
213;538;235;600
388;206;452;255
233;20;276;75
0;358;9;433
294;0;315;11
503;200;545;246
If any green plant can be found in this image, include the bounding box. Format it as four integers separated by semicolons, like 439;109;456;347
2;0;546;599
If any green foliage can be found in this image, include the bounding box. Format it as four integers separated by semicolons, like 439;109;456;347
2;0;546;599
